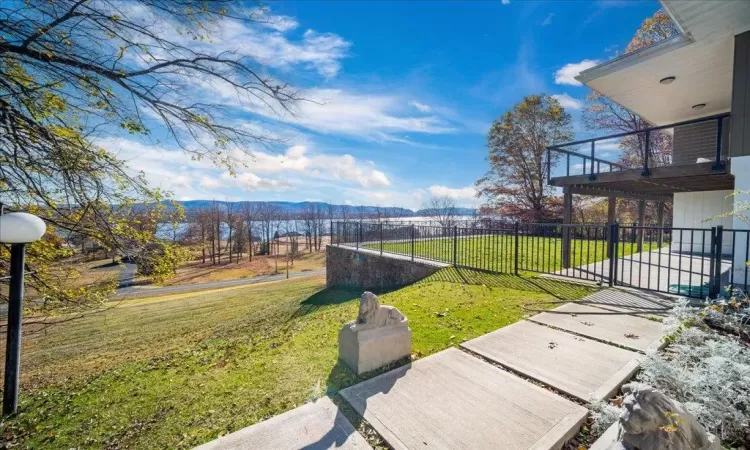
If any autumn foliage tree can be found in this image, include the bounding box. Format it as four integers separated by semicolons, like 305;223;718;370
476;95;573;222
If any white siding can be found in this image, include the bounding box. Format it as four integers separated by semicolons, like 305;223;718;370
671;190;733;254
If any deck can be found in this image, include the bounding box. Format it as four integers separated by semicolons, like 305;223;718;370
549;161;733;199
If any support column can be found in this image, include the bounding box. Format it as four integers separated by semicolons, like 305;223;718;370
637;200;646;253
562;186;572;269
730;30;750;286
656;201;665;248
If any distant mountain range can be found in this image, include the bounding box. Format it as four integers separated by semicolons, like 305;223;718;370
172;200;477;217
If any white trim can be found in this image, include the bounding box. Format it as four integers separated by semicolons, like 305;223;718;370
575;34;693;84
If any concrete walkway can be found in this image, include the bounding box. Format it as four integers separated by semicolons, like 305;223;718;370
197;288;670;450
461;320;641;402
195;397;369;450
341;348;587;450
113;268;326;298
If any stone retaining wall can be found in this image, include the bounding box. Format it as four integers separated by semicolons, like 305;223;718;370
326;245;442;290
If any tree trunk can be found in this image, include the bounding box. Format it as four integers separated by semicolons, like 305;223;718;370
228;227;233;263
216;221;221;264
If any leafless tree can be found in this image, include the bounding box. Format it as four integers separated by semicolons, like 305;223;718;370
355;205;368;222
225;202;237;263
241;203;254;261
254;203;281;256
338;205;349;222
422;196;459;227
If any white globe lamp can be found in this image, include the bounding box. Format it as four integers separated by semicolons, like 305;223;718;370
0;212;47;243
0;211;46;415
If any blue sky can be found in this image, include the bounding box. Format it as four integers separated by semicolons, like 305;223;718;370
108;0;661;209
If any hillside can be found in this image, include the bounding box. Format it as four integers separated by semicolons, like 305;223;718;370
172;200;477;217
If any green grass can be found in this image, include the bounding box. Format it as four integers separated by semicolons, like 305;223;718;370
365;235;656;274
2;270;597;449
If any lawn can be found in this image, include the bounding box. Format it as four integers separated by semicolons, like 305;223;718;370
1;269;596;449
364;234;656;275
163;252;326;286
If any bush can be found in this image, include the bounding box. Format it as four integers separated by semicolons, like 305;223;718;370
135;241;188;283
593;298;750;445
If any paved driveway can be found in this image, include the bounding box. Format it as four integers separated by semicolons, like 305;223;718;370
113;269;326;299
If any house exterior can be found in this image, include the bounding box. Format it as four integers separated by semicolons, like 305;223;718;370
548;0;750;281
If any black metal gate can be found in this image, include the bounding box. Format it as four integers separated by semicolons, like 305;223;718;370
331;221;747;299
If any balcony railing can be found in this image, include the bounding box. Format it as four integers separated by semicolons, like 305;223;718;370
546;112;730;184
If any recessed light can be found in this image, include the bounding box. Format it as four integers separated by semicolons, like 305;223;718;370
692;103;706;110
660;76;676;85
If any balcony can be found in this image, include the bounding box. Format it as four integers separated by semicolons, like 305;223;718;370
546;113;733;199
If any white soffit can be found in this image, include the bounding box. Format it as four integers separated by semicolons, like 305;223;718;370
574;0;750;125
585;35;733;125
662;0;750;42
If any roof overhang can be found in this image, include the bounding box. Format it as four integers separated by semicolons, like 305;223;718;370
575;0;750;126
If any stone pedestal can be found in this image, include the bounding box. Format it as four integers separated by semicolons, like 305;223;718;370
339;323;412;375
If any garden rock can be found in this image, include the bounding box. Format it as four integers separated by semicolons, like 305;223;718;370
607;383;719;450
338;292;412;375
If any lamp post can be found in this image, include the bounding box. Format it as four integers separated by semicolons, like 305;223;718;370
0;212;46;415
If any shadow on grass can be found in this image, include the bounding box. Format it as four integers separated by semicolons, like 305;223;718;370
91;261;122;269
421;267;598;301
289;285;403;320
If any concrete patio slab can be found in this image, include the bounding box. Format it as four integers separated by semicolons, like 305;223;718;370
340;348;588;450
528;303;664;353
194;396;370;450
578;289;676;317
461;320;641;401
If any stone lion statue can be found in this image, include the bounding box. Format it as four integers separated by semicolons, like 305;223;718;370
354;291;406;329
609;383;719;450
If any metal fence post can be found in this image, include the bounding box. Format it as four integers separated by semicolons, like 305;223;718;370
713;117;724;171
642;130;651;177
607;223;618;287
356;222;360;250
514;222;519;275
411;224;415;261
380;223;383;255
711;226;723;298
453;225;458;267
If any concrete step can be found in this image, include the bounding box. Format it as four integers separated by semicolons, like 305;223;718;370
340;348;588;450
461;320;641;402
528;303;665;353
194;396;370;450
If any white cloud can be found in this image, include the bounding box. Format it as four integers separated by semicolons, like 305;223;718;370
198;86;457;142
596;139;622;150
99;137;392;198
410;101;432;113
501;0;510;4
428;185;477;200
200;176;223;189
216;22;351;78
254;8;299;32
552;93;583;110
120;3;350;78
554;59;600;86
219;171;293;191
542;13;554;26
293;89;454;137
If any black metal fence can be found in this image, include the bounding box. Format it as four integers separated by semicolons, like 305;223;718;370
332;221;750;299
